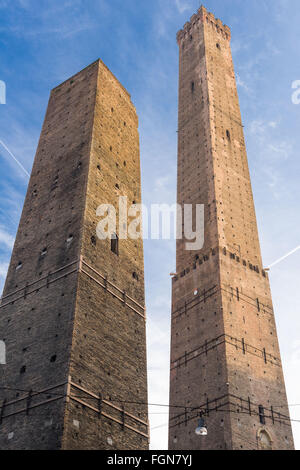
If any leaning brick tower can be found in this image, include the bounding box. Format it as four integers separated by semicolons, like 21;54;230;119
0;59;148;449
169;6;294;450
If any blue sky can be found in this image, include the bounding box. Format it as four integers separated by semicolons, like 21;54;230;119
0;0;300;449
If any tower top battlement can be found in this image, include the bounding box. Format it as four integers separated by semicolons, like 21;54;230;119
176;5;231;44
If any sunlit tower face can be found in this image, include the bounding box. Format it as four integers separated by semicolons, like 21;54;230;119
168;6;294;451
0;59;149;450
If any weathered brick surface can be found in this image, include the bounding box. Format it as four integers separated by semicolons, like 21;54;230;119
0;60;148;450
169;6;294;450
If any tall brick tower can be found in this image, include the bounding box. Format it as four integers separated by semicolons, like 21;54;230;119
169;6;294;450
0;60;148;449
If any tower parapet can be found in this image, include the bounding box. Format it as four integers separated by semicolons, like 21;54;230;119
176;5;231;44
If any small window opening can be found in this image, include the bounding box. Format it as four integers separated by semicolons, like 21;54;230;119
97;164;101;171
41;248;47;256
67;235;73;243
91;236;97;246
259;405;266;425
20;365;26;374
191;81;195;93
216;43;220;49
16;262;22;271
50;355;57;363
226;130;231;141
132;272;139;281
111;233;119;256
115;183;120;190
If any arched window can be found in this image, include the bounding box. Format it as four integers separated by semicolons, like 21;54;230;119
111;233;119;256
257;429;273;450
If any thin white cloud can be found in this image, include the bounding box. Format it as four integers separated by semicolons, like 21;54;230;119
17;0;30;8
269;121;277;128
0;226;15;250
268;142;291;161
236;73;251;93
0;262;9;278
281;340;300;447
175;0;191;15
0;21;96;39
249;120;292;162
0;1;95;39
147;289;171;449
249;119;265;135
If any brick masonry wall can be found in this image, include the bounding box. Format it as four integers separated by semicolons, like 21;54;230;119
169;6;294;450
62;61;148;449
0;60;148;450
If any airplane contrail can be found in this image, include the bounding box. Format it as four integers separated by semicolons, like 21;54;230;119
268;245;300;269
0;139;30;178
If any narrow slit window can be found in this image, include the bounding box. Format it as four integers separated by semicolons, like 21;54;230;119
16;262;22;271
111;233;119;256
191;81;195;93
259;405;266;425
226;130;231;141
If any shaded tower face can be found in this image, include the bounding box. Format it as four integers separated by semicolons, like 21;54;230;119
169;6;294;450
0;60;148;450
